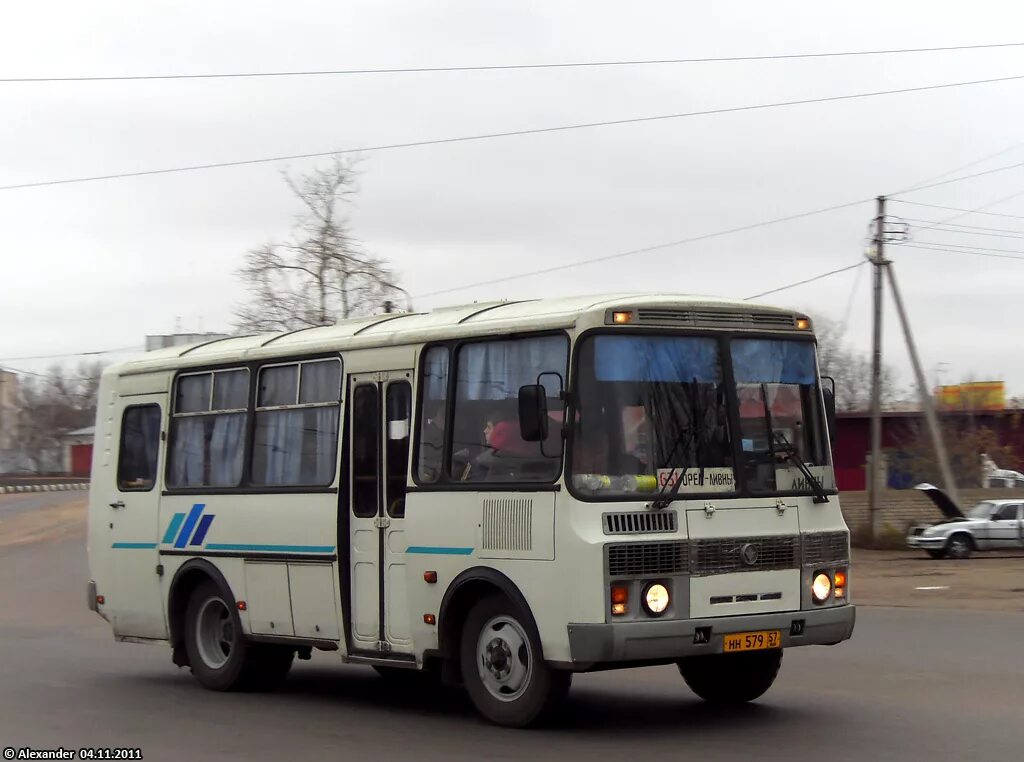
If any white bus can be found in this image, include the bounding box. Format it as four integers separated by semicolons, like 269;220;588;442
87;293;854;727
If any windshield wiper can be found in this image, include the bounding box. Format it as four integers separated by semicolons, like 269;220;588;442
650;380;703;510
773;430;829;504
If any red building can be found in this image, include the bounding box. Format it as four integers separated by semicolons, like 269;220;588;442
832;409;1024;490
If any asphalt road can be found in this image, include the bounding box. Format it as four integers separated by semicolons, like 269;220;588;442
0;523;1021;760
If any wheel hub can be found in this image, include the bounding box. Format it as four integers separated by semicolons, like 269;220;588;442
484;637;513;679
475;614;534;702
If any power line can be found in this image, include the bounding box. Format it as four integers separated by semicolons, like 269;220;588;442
6;72;1024;193
897;242;1024;261
908;239;1024;256
0;364;47;378
901;185;1024;236
893;143;1021;192
744;262;866;301
412;199;873;299
890;158;1024;196
5;42;1024;84
902;218;1024;236
839;260;868;332
0;346;141;362
890;199;1024;220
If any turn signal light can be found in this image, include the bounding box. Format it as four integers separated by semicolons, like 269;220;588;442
611;584;629;615
834;568;847;598
237;601;247;611
612;311;633;324
423;614;436;625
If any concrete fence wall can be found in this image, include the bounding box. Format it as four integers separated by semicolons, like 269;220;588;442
838;488;1024;537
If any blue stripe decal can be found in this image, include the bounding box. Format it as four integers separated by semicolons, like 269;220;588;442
190;514;215;547
406;546;474;555
112;542;158;549
161;513;186;545
204;543;336;554
174;503;205;549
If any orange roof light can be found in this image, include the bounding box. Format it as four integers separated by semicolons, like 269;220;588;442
612;311;633;324
796;317;811;330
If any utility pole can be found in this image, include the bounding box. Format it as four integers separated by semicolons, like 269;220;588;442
867;197;960;538
885;265;960;506
867;196;886;544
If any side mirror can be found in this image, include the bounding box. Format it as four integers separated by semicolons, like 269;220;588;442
518;384;548;442
821;376;837;443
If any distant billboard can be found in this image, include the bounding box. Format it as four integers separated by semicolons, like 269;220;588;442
934;381;1005;411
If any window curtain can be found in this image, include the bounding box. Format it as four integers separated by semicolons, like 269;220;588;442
209;413;246;486
169;417;205;487
457;336;567;401
731;340;816;384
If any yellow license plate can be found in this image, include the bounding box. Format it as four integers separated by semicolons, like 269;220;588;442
723;630;781;653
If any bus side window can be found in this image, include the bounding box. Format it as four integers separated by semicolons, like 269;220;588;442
416;346;449;484
386;382;412;517
117;405;162;492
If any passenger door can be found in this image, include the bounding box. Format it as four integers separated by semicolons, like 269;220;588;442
108;397;167;639
348;371;414;656
990;503;1024;549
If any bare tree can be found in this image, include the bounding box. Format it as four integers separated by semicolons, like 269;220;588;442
812;316;903;412
234;157;404;332
15;361;103;473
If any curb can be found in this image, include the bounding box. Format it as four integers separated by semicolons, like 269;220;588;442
1;483;89;494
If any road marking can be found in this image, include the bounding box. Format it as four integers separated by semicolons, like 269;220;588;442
914;586;950;591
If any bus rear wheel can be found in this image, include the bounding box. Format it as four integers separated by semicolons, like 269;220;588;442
184;579;293;691
460;594;571;727
678;649;782;704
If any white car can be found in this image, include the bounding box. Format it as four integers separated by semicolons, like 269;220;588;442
907;484;1024;559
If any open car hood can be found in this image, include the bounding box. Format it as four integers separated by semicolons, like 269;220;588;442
914;483;965;519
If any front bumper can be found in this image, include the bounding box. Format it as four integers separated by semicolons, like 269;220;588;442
907;534;945;548
566;604;855;665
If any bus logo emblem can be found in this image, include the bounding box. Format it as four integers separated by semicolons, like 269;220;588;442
740;543;759;566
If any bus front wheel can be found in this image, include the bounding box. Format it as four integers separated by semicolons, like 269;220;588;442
459;594;571;727
184;579;293;691
678;649;782;703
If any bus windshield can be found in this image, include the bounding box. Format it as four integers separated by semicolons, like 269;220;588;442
570;335;735;497
731;338;831;495
569;333;832;499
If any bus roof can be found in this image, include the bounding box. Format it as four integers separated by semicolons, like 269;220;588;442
108;292;801;376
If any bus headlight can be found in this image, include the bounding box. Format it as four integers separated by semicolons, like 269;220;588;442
811;571;832;604
642;583;670;616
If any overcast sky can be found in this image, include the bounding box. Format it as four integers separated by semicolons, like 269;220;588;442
3;1;1024;396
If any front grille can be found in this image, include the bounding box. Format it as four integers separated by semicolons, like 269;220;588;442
603;510;677;535
801;531;850;565
750;312;797;328
607;541;689;577
635;309;796;329
691;535;800;575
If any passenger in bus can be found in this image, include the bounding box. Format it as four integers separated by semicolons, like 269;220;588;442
460;411;535;481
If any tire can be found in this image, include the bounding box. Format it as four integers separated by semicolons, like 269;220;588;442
946;533;973;560
459;594;571;727
184;579;293;691
678;649;782;704
926;549;947;560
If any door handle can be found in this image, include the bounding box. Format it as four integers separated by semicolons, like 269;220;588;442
109;500;125;510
